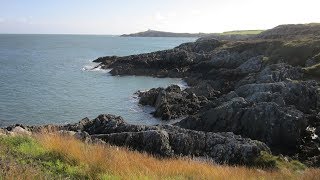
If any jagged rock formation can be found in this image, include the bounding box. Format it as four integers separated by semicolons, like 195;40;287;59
1;114;270;165
93;24;320;166
137;85;209;120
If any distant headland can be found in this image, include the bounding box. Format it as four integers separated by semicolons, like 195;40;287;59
120;29;264;40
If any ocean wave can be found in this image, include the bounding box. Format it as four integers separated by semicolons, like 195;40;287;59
82;64;111;73
176;80;189;90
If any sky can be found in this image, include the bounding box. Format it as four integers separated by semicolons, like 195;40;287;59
0;0;320;34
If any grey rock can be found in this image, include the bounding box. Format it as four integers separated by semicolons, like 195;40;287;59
305;58;317;67
235;81;318;113
177;99;307;150
58;130;76;137
246;92;285;106
255;64;304;83
10;126;32;136
236;56;263;74
138;85;209;120
209;50;246;69
80;114;269;165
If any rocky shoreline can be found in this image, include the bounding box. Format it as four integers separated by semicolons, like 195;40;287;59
92;24;320;167
2;24;320;167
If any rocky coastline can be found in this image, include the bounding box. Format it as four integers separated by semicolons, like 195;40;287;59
93;24;320;167
3;24;320;167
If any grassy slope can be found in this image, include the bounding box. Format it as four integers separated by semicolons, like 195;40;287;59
0;134;319;180
221;30;264;35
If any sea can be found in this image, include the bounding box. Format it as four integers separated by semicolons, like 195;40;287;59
0;34;196;127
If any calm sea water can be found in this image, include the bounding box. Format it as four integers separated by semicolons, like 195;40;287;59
0;34;196;126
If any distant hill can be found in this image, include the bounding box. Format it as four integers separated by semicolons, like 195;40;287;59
120;29;264;40
120;29;207;37
257;23;320;39
221;30;264;35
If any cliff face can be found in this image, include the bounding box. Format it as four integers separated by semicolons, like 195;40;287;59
94;24;320;167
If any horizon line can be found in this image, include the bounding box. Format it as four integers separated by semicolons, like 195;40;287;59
0;33;122;36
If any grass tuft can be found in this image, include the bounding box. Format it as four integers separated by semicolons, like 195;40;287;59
253;151;306;171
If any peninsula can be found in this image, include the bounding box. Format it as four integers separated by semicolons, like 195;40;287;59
120;29;264;40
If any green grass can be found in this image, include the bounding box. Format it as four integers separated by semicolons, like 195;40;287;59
265;38;320;66
253;151;306;171
220;30;264;35
0;135;89;179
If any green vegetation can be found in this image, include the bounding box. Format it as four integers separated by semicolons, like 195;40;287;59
269;39;320;66
253;151;306;171
0;135;88;179
226;37;320;66
0;134;319;179
221;30;264;35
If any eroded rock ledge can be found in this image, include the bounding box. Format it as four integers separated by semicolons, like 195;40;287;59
1;114;269;165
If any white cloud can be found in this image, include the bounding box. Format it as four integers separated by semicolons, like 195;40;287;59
0;18;5;23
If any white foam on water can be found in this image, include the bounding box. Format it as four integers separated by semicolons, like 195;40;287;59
82;64;111;73
176;80;189;90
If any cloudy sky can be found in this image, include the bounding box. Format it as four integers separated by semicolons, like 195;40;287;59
0;0;320;34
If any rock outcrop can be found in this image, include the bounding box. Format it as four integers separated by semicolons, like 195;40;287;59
176;98;306;151
73;114;271;165
1;114;270;166
137;85;209;120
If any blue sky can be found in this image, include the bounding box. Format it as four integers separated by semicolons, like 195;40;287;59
0;0;320;34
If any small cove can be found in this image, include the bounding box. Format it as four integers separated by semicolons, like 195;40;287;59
0;34;196;126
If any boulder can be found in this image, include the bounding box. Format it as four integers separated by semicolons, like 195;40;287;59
137;85;209;120
9;126;32;136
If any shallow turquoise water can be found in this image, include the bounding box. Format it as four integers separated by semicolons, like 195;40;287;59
0;35;196;126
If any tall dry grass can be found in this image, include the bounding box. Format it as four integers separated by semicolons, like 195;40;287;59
36;133;320;179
